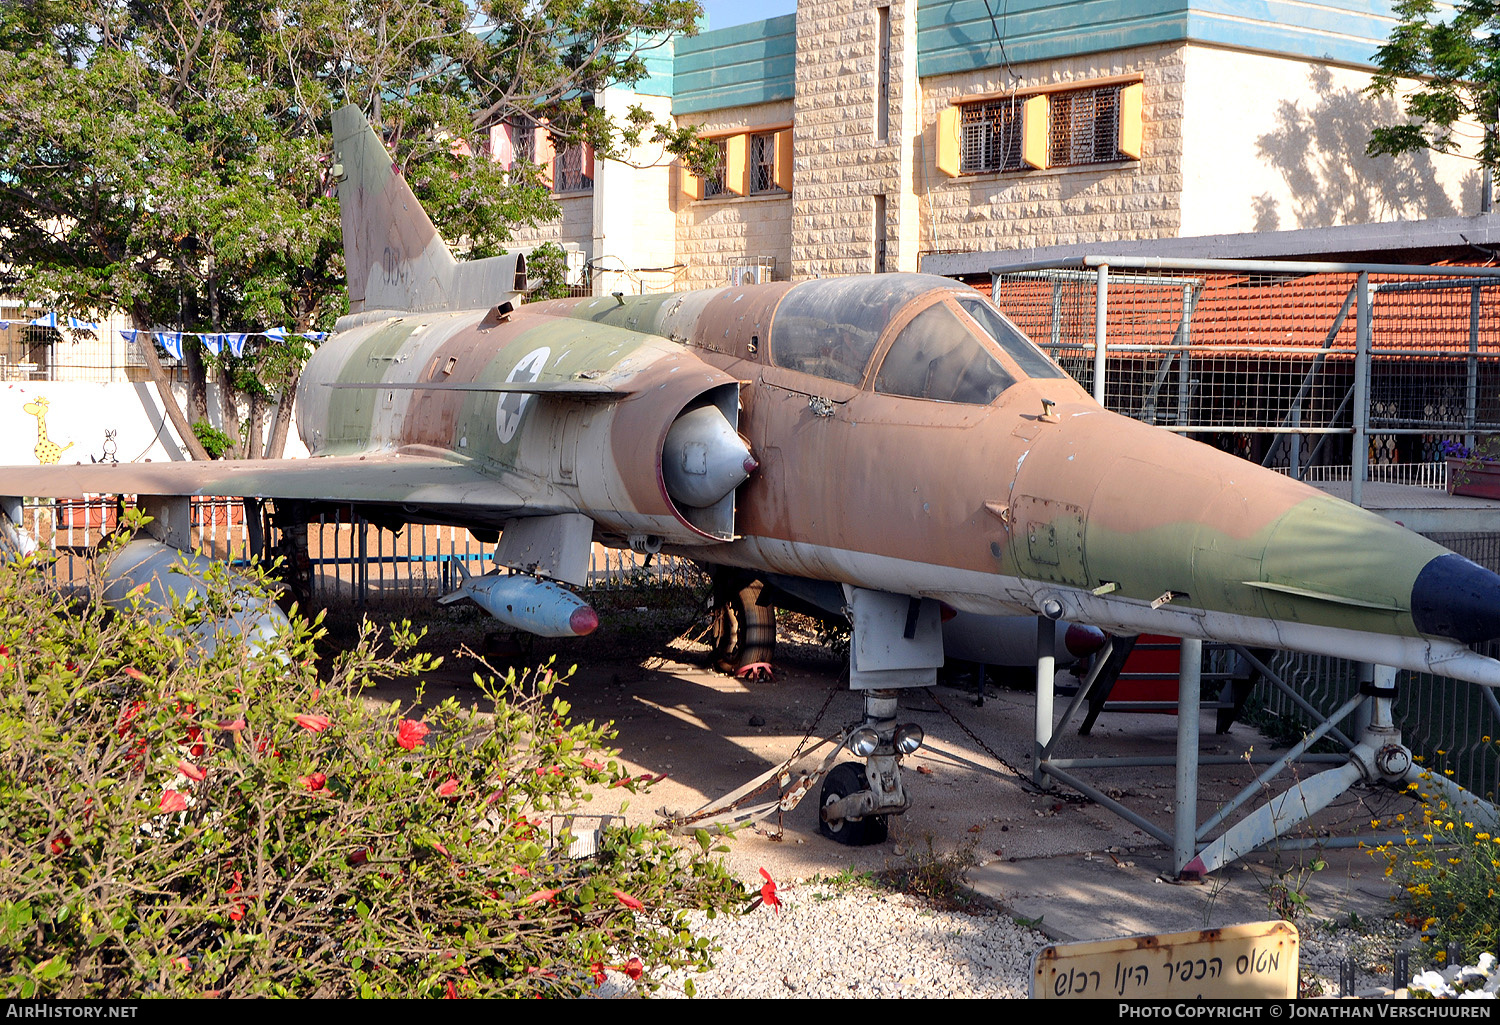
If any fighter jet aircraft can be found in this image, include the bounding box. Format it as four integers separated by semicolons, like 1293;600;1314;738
6;105;1500;853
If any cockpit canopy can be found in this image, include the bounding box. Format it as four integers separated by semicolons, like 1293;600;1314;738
768;273;1067;404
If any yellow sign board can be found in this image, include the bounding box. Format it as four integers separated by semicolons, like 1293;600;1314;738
1031;920;1299;1000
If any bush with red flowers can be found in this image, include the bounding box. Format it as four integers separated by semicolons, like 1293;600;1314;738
0;528;744;997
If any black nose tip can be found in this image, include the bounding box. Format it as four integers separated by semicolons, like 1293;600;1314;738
1411;553;1500;643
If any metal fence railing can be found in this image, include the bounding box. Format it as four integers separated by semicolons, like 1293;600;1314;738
991;258;1500;503
23;498;703;603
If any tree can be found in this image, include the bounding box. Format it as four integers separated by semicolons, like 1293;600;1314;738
1367;0;1500;171
0;1;709;460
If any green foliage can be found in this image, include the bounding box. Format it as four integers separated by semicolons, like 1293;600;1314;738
0;534;744;997
190;420;235;460
525;242;576;301
1373;751;1500;967
0;1;709;447
1367;0;1500;169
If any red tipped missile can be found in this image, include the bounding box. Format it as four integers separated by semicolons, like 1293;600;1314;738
439;565;598;637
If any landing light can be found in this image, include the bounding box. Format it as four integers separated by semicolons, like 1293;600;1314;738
894;724;924;755
847;727;881;757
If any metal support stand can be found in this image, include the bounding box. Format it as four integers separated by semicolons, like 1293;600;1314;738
1034;616;1056;789
1173;638;1202;876
1031;636;1500;875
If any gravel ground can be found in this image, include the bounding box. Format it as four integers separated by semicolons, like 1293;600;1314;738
595;874;1417;1000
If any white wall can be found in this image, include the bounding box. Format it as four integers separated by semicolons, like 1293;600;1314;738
0;380;308;466
1179;44;1480;236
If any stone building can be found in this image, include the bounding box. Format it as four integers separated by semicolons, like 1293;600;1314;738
520;0;1481;295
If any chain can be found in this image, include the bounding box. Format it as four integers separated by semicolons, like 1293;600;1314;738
928;689;1089;805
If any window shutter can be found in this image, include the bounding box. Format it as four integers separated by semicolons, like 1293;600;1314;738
536;127;555;189
1118;82;1143;160
491;123;515;170
774;129;793;192
1021;95;1049;170
936;106;961;177
725;133;749;196
582;142;595;179
682;162;704;201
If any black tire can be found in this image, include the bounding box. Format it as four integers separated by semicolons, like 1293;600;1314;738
817;761;888;846
711;579;776;675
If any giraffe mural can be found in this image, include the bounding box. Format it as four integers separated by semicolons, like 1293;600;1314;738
22;396;73;465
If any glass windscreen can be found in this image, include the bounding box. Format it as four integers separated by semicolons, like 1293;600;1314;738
874;301;1017;404
954;296;1068;380
770;275;941;385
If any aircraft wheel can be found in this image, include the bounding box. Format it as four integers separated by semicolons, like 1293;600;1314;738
818;762;888;846
712;580;776;675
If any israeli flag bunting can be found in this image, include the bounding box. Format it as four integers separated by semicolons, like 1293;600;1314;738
67;317;99;331
226;333;249;357
156;331;184;360
0;322;9;331
29;312;57;328
302;330;328;342
199;333;223;356
264;327;288;342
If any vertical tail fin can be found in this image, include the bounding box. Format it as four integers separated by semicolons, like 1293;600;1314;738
331;105;527;318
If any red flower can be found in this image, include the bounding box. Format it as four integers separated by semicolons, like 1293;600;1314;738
49;834;71;855
123;666;145;680
436;778;459;798
396;719;429;750
759;867;780;913
117;700;147;738
177;759;206;782
159;790;188;813
523;888;560;904
623;957;644;981
590;962;607;985
443;980;457;999
298;772;327;793
216;718;246;731
293;713;331;733
611;890;644;911
226;872;247;922
581;758;606;771
345;848;369;868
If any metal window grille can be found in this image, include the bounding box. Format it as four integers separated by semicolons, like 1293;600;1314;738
750;133;777;194
554;144;592;193
960;100;1023;174
512;121;535;164
1048;85;1124;167
702;140;728;198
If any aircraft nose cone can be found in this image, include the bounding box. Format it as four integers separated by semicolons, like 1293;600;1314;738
1411;553;1500;643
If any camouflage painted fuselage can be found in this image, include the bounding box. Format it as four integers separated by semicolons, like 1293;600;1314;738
294;271;1500;685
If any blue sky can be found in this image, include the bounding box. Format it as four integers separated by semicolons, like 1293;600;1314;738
699;1;796;30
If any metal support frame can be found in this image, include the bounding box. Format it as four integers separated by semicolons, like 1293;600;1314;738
1029;631;1497;875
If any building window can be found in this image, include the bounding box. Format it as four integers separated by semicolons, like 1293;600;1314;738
702;139;728;198
554;143;593;193
937;80;1142;177
876;4;891;142
1048;85;1124;167
960;100;1024;174
750;133;778;194
512;121;536;165
873;194;888;273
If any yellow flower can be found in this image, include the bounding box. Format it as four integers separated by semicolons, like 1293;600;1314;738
1424;834;1435;841
1438;950;1448;963
1478;832;1491;841
1446;769;1456;776
1438;749;1447;756
1398;814;1406;822
1370;819;1381;829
